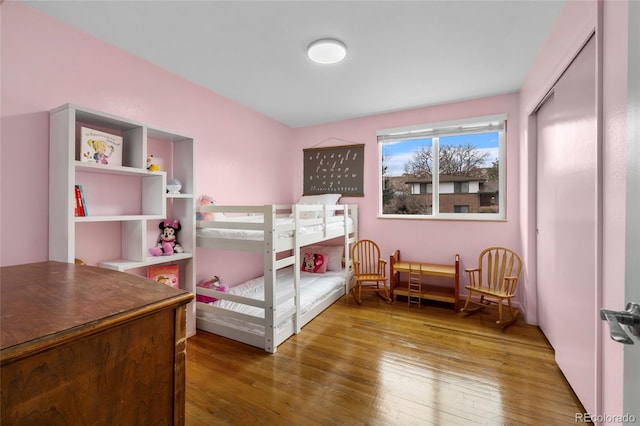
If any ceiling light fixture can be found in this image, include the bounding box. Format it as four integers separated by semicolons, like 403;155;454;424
307;39;347;64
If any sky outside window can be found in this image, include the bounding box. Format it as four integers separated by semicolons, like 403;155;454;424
382;132;499;176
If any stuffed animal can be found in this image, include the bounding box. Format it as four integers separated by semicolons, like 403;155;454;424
197;194;216;221
195;275;228;303
149;219;184;256
147;154;160;171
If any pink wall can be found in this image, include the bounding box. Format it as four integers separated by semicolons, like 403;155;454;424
519;0;628;418
1;2;523;295
292;93;521;293
1;2;293;283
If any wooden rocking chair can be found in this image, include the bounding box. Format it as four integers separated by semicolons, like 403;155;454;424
351;239;392;304
460;247;522;327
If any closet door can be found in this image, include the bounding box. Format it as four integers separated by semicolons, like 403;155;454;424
536;36;597;413
536;92;558;344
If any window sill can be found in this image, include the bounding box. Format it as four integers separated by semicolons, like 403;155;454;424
377;214;507;222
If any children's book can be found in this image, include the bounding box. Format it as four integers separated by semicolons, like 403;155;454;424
74;185;87;216
77;184;88;216
147;264;179;289
79;126;123;166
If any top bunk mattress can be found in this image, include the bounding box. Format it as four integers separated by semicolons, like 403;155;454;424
197;215;354;241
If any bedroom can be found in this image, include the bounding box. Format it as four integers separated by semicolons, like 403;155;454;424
1;0;637;424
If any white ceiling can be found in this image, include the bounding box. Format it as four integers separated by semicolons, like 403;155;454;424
23;0;564;128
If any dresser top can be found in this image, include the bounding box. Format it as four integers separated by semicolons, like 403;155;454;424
1;261;192;360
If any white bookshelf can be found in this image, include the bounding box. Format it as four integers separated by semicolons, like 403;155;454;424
49;103;196;336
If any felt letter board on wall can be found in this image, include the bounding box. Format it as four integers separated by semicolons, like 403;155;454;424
303;144;364;196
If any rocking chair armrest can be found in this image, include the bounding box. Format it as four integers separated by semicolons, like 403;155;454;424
502;276;520;294
378;259;387;273
465;267;481;287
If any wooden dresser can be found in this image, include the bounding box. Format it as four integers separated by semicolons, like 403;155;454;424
0;261;193;425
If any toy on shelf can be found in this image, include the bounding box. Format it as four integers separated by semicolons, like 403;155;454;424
147;154;160;171
196;194;216;221
167;178;182;194
149;219;184;256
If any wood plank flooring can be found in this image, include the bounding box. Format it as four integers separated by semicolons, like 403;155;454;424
185;295;586;425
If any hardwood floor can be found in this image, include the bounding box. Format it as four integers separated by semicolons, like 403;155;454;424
185;295;586;425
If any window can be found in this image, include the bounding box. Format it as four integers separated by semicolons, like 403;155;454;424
409;182;429;195
379;114;505;220
454;181;469;194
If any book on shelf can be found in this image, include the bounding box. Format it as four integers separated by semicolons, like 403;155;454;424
79;126;123;166
74;185;88;217
79;185;87;215
147;264;179;289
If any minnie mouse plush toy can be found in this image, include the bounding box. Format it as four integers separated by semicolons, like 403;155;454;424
149;219;184;256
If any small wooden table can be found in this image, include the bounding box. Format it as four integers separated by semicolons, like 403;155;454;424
1;261;193;425
390;250;460;311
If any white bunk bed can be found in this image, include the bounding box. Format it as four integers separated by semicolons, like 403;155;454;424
195;203;358;353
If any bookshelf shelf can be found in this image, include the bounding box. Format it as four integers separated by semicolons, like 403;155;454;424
99;252;193;272
75;161;159;177
49;103;196;336
74;214;166;222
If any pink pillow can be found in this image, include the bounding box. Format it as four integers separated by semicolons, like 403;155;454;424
301;245;343;271
301;252;327;273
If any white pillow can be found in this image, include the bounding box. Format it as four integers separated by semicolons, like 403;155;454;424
295;194;341;219
301;245;344;271
299;208;319;220
297;194;341;205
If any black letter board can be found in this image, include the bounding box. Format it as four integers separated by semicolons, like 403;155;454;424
303;144;364;196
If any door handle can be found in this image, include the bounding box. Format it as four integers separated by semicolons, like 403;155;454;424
600;302;640;345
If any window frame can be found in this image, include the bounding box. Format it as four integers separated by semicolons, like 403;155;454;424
377;114;506;221
454;181;469;194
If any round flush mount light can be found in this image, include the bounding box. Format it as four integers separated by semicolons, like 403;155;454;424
307;39;347;64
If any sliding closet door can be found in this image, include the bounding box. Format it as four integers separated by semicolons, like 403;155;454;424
536;36;597;413
536;92;559;343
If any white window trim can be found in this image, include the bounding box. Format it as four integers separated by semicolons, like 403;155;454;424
378;114;507;221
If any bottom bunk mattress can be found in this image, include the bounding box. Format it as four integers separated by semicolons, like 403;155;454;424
196;267;345;335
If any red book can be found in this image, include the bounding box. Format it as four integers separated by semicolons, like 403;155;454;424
74;185;85;216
